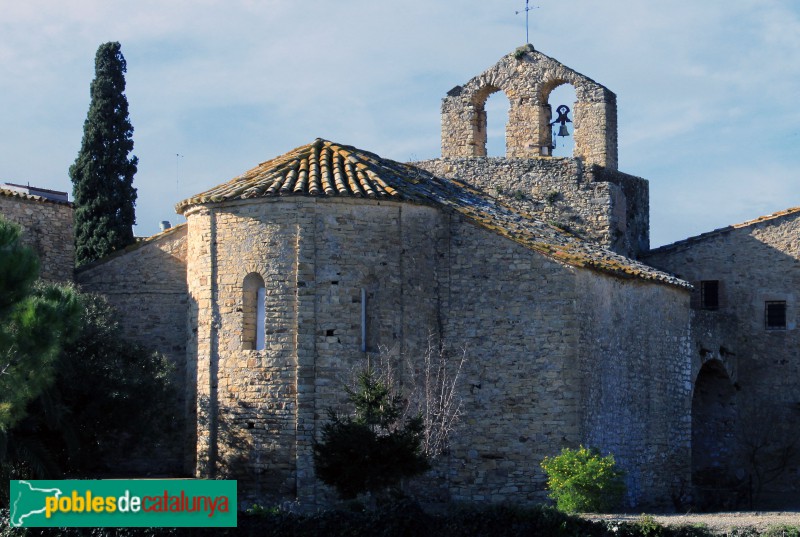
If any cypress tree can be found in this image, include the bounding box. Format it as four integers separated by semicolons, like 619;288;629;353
70;41;138;266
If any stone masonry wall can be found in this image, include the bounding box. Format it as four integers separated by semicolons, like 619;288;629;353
587;165;650;255
186;198;444;508
185;208;214;477
307;200;444;505
415;157;649;258
0;192;74;282
435;213;690;508
192;201;301;503
437;213;583;504
441;45;617;169
644;211;800;507
76;224;188;474
576;273;692;508
185;194;691;509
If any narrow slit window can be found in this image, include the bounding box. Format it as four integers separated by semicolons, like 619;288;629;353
765;301;787;330
256;286;265;350
360;287;366;352
243;273;266;350
700;280;719;310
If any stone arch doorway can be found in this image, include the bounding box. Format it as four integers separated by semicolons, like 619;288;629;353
692;360;738;506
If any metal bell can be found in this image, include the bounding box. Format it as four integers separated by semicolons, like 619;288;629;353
551;104;572;138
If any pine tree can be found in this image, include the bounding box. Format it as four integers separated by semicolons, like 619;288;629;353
313;368;430;501
2;292;177;484
70;41;138;266
0;217;81;431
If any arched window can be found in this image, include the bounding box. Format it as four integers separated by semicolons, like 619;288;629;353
243;272;265;351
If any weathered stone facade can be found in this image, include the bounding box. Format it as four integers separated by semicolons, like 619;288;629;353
184;198;445;504
0;188;74;282
576;273;692;505
415;157;648;257
178;189;690;509
59;45;800;512
644;209;800;508
436;214;690;507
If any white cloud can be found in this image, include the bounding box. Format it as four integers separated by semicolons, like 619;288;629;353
1;1;799;239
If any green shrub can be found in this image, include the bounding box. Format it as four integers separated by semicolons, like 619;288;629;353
540;445;626;513
633;514;667;537
764;526;800;537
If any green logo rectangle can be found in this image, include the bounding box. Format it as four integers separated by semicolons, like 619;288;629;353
9;479;237;527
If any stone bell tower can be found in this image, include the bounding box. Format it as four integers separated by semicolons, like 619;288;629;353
441;44;618;169
417;45;650;257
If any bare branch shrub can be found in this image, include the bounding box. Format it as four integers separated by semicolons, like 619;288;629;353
347;333;466;459
404;335;466;459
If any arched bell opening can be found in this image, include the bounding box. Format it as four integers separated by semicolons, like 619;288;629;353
468;85;511;157
543;81;577;158
484;90;511;157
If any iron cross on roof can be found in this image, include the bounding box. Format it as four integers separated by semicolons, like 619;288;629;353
515;0;540;44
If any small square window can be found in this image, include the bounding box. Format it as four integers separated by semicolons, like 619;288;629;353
765;301;787;330
700;281;719;310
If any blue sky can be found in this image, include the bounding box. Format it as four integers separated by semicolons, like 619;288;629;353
1;1;799;247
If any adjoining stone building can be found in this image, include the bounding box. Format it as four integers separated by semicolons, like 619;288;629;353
0;182;74;282
76;224;189;474
644;208;800;508
7;45;800;509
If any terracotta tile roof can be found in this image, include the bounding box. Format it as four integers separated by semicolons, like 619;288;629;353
0;187;72;206
175;139;412;212
646;206;800;255
177;139;688;288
